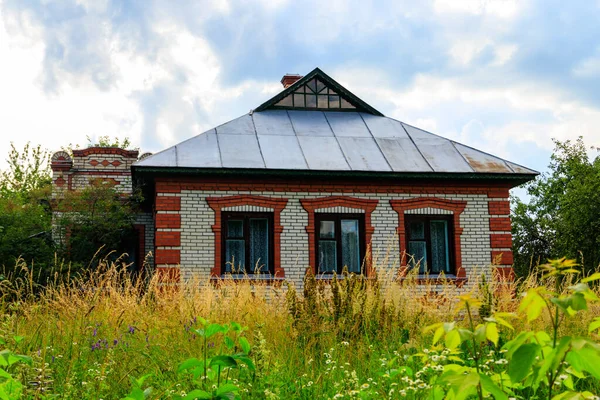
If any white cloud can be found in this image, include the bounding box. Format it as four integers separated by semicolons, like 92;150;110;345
572;54;600;77
433;0;520;19
0;3;276;169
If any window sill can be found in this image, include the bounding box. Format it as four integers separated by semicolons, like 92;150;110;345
396;274;468;286
211;274;286;285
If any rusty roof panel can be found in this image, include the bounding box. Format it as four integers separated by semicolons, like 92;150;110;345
454;143;512;173
402;123;473;172
505;160;538;174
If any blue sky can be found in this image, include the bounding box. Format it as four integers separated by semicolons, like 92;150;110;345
2;0;600;190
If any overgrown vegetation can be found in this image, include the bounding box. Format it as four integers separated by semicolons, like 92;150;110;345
0;139;140;277
512;137;600;278
0;257;598;399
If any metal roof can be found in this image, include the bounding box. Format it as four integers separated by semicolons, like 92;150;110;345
134;109;538;176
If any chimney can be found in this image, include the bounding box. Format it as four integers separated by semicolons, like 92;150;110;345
281;74;303;88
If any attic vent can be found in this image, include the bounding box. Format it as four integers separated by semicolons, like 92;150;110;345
274;77;356;110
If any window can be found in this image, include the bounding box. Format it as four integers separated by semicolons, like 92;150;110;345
273;77;357;110
315;213;365;274
405;215;454;274
222;212;273;274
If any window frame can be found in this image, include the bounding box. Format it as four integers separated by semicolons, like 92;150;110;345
221;212;274;275
314;213;366;275
404;214;455;275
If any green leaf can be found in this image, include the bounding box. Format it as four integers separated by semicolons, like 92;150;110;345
238;337;250;354
445;329;461;349
503;331;534;359
433;326;445;345
566;346;600;380
205;323;227;339
486;323;499;346
184;390;212;400
520;289;546;322
232;355;256;371
178;358;204;373
582;272;600;283
224;336;234;350
508;343;540;383
209;355;237;368
479;373;508;400
216;383;239;396
589;317;600;333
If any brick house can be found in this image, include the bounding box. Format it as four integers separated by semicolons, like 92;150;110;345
53;68;537;287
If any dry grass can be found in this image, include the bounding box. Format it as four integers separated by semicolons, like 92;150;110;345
0;253;599;398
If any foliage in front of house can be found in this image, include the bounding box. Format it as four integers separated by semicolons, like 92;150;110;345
0;258;599;399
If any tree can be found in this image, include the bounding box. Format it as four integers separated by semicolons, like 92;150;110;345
0;142;51;200
0;142;54;273
512;137;600;277
53;181;142;268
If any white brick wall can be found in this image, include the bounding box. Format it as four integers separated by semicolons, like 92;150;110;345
178;190;495;289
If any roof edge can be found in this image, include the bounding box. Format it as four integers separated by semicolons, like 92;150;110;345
133;165;538;185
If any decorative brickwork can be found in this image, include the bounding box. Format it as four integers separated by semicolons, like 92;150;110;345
206;195;288;277
155;178;514;288
51;147;155;274
390;197;468;279
300;196;378;276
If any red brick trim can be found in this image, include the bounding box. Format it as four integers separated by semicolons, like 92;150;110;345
490;233;512;249
69;171;133;176
300;196;379;276
72;147;139;158
155;249;180;264
490;217;511;231
390;197;468;278
156;231;181;247
488;201;510;215
156;196;181;211
206;195;288;277
156;214;181;229
154;178;513;196
487;188;510;198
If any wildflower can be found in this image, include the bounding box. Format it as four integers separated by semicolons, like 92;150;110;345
341;341;349;346
128;325;135;334
361;383;369;390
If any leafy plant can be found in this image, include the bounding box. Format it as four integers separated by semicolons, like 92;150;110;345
426;257;600;399
177;319;255;400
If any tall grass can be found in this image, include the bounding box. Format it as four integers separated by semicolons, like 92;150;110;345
0;254;599;399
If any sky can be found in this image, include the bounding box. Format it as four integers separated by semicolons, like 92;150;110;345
2;0;600;189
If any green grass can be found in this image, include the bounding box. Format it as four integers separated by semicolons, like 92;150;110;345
0;255;599;399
